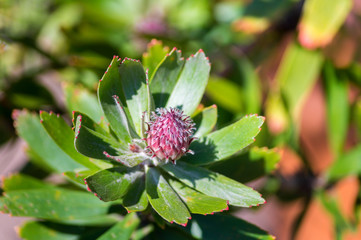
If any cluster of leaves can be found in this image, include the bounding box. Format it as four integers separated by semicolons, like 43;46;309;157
0;42;279;239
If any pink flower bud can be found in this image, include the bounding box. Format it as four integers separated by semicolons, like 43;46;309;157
146;108;196;163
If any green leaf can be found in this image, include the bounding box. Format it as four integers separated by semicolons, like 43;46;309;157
193;105;217;138
98;212;140;240
19;221;83;240
85;167;144;202
166;50;210;116
64;83;103;123
145;166;191;225
19;221;108;240
63;169;98;189
73;112;124;161
119;58;150;135
150;48;184;108
326;144;361;181
167;178;228;215
184;114;265;165
97;57;135;143
206;77;243;113
13;110;83;173
299;0;352;48
2;174;54;191
186;214;275;240
323;62;349;157
162;161;265;207
40;111;98;170
1;189;111;220
143;39;169;79
277;42;323;119
57;214;121;226
317;190;351;236
209;147;281;183
132;225;154;240
238;58;261;114
120;174;148;212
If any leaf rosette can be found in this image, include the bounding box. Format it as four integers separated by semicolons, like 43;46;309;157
40;43;266;226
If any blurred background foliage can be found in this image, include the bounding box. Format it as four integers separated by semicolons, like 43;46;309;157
1;0;361;239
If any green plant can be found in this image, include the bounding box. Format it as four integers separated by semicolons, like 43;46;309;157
0;42;278;239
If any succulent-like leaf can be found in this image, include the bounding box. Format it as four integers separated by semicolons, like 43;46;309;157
145;166;191;226
40;111;99;170
98;57;136;142
63;169;99;189
1;189;111;220
119;58;151;135
184;114;265;165
13;110;83;172
162;161;265;207
209;147;281;183
166;50;210;116
186;214;275;240
98;212;140;240
120;175;148;212
142;39;169;79
73;112;125;161
85;167;144;202
150;48;184;108
167;177;229;215
193;105;217;138
64;83;103;123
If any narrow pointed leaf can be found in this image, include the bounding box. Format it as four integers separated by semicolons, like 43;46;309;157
119;59;150;135
13;110;83;172
193;105;217;138
56;214;121;227
132;225;154;240
98;212;140;240
1;189;111;220
40;111;98;170
277;42;323;119
184;114;265;165
162;161;265;207
142;39;169;79
145;166;190;225
150;48;184;108
98;57;134;143
323;62;349;157
167;178;228;215
326;144;361;181
166;50;210;116
74;112;124;161
85;167;144;202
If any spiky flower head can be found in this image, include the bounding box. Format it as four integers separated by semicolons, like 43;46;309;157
146;108;196;163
